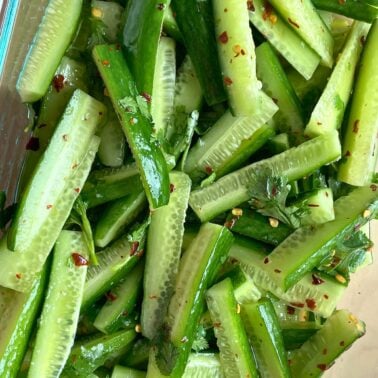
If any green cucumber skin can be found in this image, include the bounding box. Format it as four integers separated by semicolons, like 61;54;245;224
122;0;170;96
63;330;137;376
189;130;341;222
81;164;143;209
0;137;100;293
121;338;150;371
282;328;318;350
94;192;147;248
28;231;88;378
312;0;378;23
305;22;370;138
171;0;227;106
0;266;48;378
229;236;346;318
16;0;83;103
265;185;378;291
338;20;378;186
248;0;320;80
212;0;260;116
182;353;223;378
93;45;170;209
256;42;304;141
241;299;291;378
228;208;293;246
111;365;146;378
269;0;334;67
141;171;191;340
81;236;142;312
163;6;183;43
289;310;365;377
206;278;258;378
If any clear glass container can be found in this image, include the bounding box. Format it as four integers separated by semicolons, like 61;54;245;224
0;1;377;376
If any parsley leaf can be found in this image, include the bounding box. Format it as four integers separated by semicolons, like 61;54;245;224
191;324;209;352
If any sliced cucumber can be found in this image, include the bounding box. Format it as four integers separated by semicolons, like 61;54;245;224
81;164;142;208
121;338;150;371
82;234;143;311
212;0;260;115
111;365;146;378
189;130;341;222
229;236;346;318
305;22;370;138
151;37;176;145
63;329;137;377
338;19;378;186
184;98;277;182
241;298;291;378
182;353;224;378
265;185;378;290
249;0;320;80
256;42;304;142
94;192;147;248
16;0;83;102
28;231;88;378
141;172;191;340
290;310;365;377
0;136;100;292
269;0;334;67
163;6;183;43
94;262;144;334
206;278;258;377
0;265;48;377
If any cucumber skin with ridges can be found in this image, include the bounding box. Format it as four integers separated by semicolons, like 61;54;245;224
248;0;320;80
93;45;170;210
141;172;191;340
213;0;260;116
0;136;100;293
16;0;83;103
338;20;378;186
265;185;378;291
122;0;169;95
206;278;258;378
269;0;334;67
189;130;341;222
0;264;48;378
28;231;88;378
171;0;226;106
305;22;370;138
289;310;365;377
229;236;345;318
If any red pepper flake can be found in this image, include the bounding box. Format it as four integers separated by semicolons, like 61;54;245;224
312;274;325;285
156;3;165;10
213;322;222;328
105;291;117;301
218;31;229;44
223;76;233;86
71;253;89;266
122;310;129;316
263;257;270;264
360;35;366;45
271;185;278;197
288;359;292;366
247;0;255;11
308;203;320;208
322;348;328;355
46;204;53;210
274;269;281;273
15;273;22;279
324;294;329;299
317;364;328;372
169;183;175;193
288;18;300;29
287;305;296;315
53;74;65;92
205;165;213;175
338;0;346;4
26;137;40;151
149;295;158;299
141;92;152;103
290;302;305;308
345;150;351;157
102;59;110;66
339;340;345;346
262;1;273;20
224;217;237;229
130;241;140;256
62;134;68;141
74;188;80;193
38;123;47;129
370;184;377;192
306;298;317;310
353;120;360;133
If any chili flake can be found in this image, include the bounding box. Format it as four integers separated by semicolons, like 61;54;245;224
288;18;300;29
53;74;65;92
71;253;89;266
223;76;233;86
26;137;40;151
218;31;229;44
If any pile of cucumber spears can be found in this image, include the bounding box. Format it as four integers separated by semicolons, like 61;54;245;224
1;0;378;377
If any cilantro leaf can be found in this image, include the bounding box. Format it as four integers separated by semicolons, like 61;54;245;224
191;324;209;352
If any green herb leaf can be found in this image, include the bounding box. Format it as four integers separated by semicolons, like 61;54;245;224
191;324;209;352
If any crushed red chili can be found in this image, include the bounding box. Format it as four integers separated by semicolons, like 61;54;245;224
53;74;65;92
312;274;325;285
247;0;255;11
105;291;117;301
288;18;300;29
15;273;22;279
262;1;273;20
26;137;40;151
130;241;140;256
290;302;305;308
218;31;229;44
287;306;296;315
169;183;175;193
353;120;360;133
317;364;328;372
71;253;89;266
263;257;270;264
156;3;165;10
306;298;316;310
141;92;152;103
223;76;233;86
